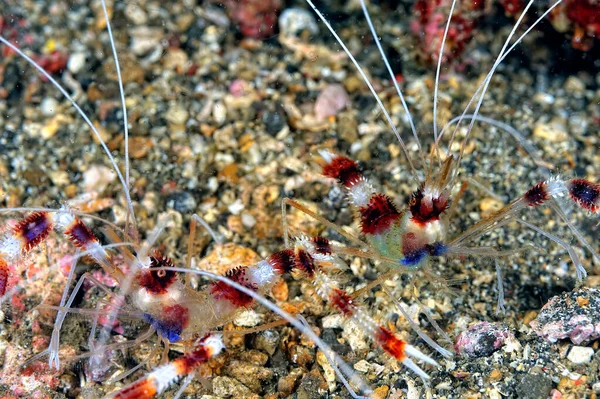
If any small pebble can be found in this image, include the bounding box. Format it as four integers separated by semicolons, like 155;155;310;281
373;386;389;399
228;199;245;215
40;115;65;139
213;101;227;125
125;3;148;25
277;368;303;395
83;165;115;194
533;121;568;143
262;110;286;135
253;330;280;356
454;321;513;358
163;48;188;71
296;369;327;399
241;212;257;228
515;374;553;399
129;26;163;56
321;314;344;329
279;8;319;38
315;84;350;121
67;52;86;74
316;350;336;392
563;76;585;93
234;309;263;327
212;376;253;397
567;346;594;364
40;97;59;117
480;197;503;217
226;360;273;392
533;92;555;105
165;105;189;125
353;359;371;373
166;191;197;214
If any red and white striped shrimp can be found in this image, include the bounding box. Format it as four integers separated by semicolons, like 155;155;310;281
294;0;598;287
1;0;599;398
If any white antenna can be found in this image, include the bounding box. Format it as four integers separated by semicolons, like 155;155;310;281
359;0;421;155
433;0;458;142
101;0;137;237
0;36;137;225
305;0;420;182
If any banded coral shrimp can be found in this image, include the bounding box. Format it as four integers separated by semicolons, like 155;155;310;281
0;0;596;399
275;0;600;397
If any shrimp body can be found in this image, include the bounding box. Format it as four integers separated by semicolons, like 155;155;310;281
320;149;451;268
318;146;598;282
131;252;281;342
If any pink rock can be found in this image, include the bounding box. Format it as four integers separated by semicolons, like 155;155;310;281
549;389;562;399
222;0;282;40
229;79;248;97
315;84;350;121
455;321;513;358
530;288;600;344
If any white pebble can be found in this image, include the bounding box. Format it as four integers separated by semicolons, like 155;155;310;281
129;26;163;56
533;92;554;105
234;309;263;327
353;359;371;373
207;177;219;193
567;346;594;364
227;199;244;215
564;76;585;93
213;101;227;126
533;121;568;143
321;314;344;329
67;52;86;74
41;97;59;117
279;8;319;38
166;105;189;125
125;3;148;25
241;212;256;228
83;165;116;194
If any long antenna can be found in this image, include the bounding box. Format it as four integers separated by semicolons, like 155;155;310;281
305;0;420;182
433;0;458;143
440;0;563;183
359;0;421;156
101;0;137;238
0;36;137;228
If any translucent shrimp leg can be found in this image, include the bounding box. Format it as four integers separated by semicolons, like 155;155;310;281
447;177;600;280
0;207;125;299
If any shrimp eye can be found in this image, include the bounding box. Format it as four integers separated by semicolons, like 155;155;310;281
157;270;166;278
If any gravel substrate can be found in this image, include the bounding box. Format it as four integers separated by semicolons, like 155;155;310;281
0;1;599;398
